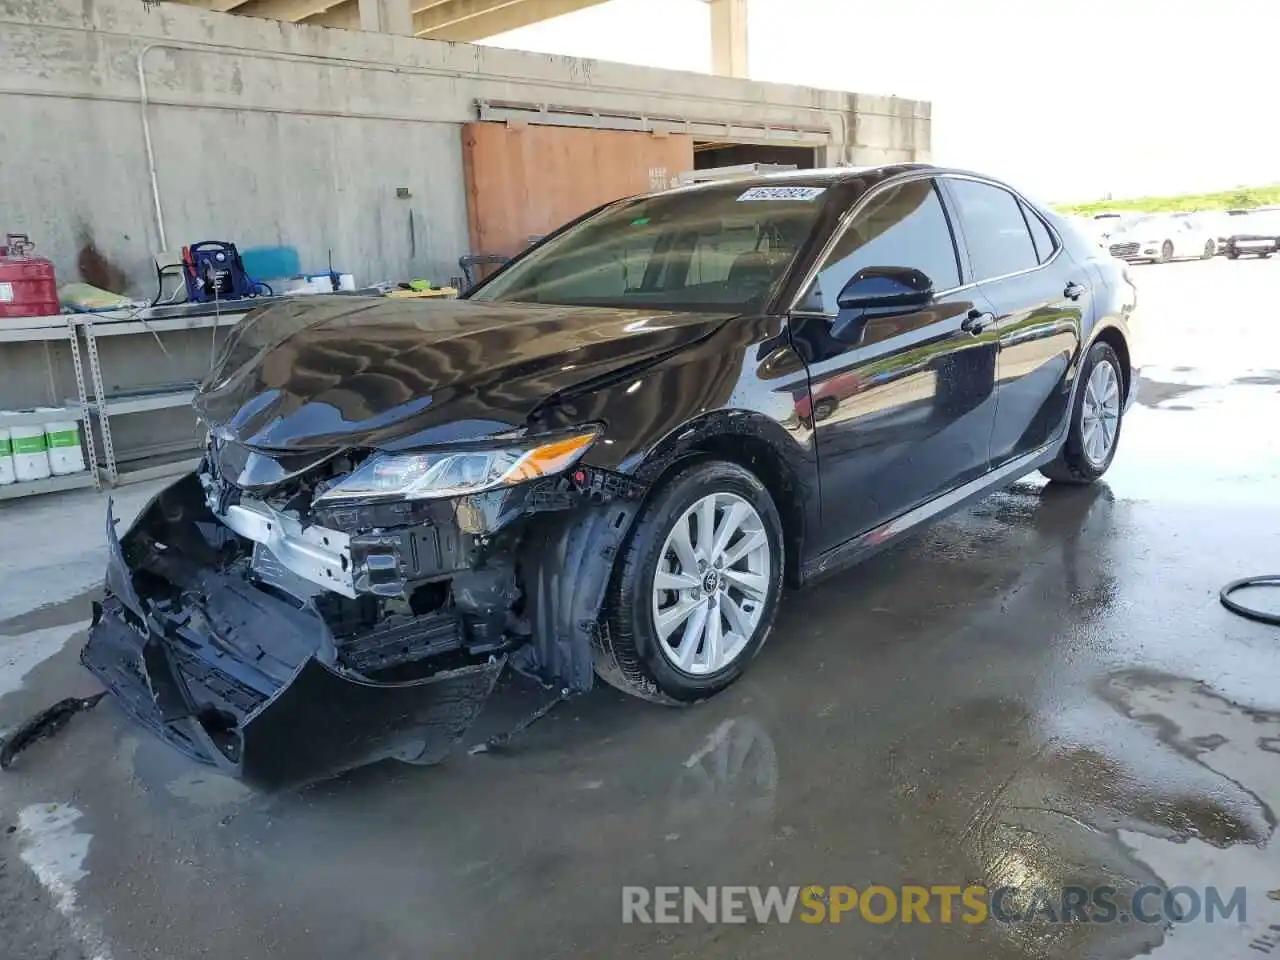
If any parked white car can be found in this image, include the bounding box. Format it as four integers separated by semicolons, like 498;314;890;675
1173;211;1232;254
1092;211;1142;244
1106;214;1218;263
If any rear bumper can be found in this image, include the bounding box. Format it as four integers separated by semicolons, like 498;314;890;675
82;481;505;787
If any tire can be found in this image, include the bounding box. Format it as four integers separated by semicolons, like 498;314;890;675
1202;239;1215;259
1160;240;1174;262
598;459;785;704
1259;252;1272;259
1041;341;1125;485
1227;249;1239;260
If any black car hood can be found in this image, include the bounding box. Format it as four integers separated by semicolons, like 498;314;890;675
196;296;734;452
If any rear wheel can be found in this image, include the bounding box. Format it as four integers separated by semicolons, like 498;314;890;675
1042;342;1125;485
598;460;785;703
1202;239;1215;259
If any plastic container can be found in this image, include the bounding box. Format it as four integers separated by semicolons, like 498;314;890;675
42;408;86;475
0;234;59;319
0;425;15;485
10;419;51;481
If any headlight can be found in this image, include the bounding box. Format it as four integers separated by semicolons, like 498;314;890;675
314;427;601;504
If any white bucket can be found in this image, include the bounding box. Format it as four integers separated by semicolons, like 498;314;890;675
10;418;52;482
42;409;86;475
0;425;15;485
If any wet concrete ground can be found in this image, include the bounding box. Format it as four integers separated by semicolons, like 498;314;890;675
2;256;1280;959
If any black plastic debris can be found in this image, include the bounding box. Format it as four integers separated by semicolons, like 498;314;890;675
0;692;106;770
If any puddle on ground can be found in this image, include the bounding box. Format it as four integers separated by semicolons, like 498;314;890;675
948;672;1280;959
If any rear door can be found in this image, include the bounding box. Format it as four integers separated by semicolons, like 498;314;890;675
789;176;999;554
940;177;1084;466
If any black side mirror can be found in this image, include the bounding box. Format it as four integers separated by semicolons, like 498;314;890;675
836;266;935;311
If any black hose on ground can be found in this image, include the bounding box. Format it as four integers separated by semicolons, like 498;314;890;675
0;692;106;770
1219;575;1280;626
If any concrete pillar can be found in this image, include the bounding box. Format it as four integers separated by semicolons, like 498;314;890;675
358;0;412;35
709;0;748;79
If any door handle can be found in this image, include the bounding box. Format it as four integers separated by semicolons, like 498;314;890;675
962;309;994;334
1064;281;1086;300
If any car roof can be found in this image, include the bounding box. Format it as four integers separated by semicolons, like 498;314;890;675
663;163;1055;203
668;163;936;194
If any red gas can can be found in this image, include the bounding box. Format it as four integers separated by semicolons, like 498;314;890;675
0;234;59;319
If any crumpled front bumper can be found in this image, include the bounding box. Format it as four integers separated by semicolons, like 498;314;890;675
82;484;505;788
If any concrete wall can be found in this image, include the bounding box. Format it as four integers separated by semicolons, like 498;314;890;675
0;0;930;298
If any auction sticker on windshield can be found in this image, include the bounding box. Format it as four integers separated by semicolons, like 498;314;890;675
737;186;826;202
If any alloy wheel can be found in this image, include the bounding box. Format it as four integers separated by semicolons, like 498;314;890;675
651;492;771;676
1081;360;1121;467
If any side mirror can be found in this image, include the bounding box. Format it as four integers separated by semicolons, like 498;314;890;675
836;266;935;311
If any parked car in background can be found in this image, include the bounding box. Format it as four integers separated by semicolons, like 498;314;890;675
83;165;1138;784
1224;209;1280;259
1172;211;1231;254
1066;215;1108;248
1106;214;1217;263
1092;211;1142;244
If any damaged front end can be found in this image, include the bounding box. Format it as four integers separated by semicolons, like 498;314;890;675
83;435;641;786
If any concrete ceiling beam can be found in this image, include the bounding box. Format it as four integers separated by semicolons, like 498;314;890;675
414;0;608;40
178;0;261;12
230;0;348;20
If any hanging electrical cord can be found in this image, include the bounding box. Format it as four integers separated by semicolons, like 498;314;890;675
1219;575;1280;626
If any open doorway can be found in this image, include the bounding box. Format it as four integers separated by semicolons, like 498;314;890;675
692;142;818;171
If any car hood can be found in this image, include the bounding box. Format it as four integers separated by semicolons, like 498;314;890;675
195;296;735;452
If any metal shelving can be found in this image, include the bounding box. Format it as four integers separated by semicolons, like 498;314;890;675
0;471;98;501
84;387;198;416
0;315;101;501
0;405;85;428
0;304;252;500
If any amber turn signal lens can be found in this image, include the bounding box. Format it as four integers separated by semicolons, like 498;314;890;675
501;431;599;483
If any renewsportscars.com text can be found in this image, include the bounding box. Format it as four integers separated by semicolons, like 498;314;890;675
622;885;1249;925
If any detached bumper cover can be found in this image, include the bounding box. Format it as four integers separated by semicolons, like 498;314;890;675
82;490;504;788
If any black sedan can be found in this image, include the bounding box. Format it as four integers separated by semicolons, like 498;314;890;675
1224;209;1280;259
84;165;1138;784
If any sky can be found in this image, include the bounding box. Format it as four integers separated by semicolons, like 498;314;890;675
484;0;1280;202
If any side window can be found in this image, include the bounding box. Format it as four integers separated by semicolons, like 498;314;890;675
946;179;1039;280
1021;202;1057;264
799;179;960;313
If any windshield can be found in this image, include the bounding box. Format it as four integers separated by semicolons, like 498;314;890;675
469;183;831;311
1123;215;1163;231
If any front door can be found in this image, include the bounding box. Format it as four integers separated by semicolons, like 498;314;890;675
789;177;999;554
940;177;1084;465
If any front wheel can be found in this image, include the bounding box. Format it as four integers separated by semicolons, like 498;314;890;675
1160;240;1174;262
1041;342;1125;485
598;460;785;703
